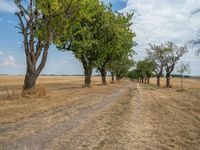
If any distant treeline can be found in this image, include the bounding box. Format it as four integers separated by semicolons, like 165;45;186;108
1;74;200;79
0;74;102;77
40;74;84;77
171;74;200;79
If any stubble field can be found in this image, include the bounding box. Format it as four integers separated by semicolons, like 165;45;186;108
0;76;200;150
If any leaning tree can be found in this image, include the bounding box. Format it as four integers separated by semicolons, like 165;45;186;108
15;0;74;91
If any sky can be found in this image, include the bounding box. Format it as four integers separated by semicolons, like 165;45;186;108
0;0;200;75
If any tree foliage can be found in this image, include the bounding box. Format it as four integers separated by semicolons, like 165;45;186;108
15;0;136;89
55;1;135;86
107;13;135;81
132;42;187;87
110;56;134;80
146;43;165;86
132;60;154;83
55;0;106;87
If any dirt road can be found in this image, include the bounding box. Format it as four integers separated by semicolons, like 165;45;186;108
0;81;200;150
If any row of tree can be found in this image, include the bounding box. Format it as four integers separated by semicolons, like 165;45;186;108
15;0;135;92
129;42;188;87
129;9;200;88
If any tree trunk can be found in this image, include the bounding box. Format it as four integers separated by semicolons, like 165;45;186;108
100;69;107;85
111;72;115;83
23;48;48;92
147;77;150;84
116;75;120;81
156;76;160;86
84;67;92;88
23;71;37;91
166;75;171;88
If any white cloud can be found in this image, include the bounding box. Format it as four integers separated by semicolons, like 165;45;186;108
0;51;25;74
2;55;19;67
0;0;18;13
42;58;83;75
123;0;200;46
6;19;15;24
121;0;200;75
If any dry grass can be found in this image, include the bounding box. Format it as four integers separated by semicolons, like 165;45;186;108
149;77;200;89
21;84;49;98
0;75;200;149
0;75;113;125
0;76;199;126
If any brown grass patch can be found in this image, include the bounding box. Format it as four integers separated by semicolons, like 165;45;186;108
22;84;49;99
5;90;20;100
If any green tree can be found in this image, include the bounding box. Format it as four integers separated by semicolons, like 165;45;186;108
112;56;133;80
134;61;145;83
136;60;154;84
128;69;141;80
146;43;165;86
55;2;135;87
144;60;155;84
97;12;135;84
95;5;117;85
55;0;105;87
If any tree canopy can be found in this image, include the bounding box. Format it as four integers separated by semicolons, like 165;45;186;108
55;1;135;86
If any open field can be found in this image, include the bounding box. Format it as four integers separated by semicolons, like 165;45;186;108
150;77;200;89
0;76;200;150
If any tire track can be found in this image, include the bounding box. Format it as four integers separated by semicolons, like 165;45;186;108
3;83;132;150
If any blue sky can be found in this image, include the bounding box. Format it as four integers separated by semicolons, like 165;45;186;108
0;0;128;75
0;0;200;75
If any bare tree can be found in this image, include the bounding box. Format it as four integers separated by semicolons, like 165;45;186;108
189;33;200;56
191;8;200;16
162;42;188;88
189;8;200;56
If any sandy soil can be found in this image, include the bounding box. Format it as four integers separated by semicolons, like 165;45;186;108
0;76;200;150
